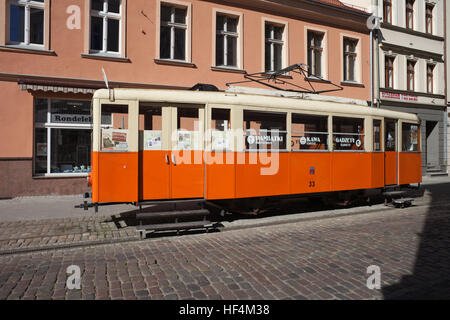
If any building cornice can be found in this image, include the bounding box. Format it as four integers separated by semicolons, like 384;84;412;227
380;43;443;62
381;22;445;42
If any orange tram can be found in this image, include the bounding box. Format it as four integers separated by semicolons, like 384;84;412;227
87;87;422;213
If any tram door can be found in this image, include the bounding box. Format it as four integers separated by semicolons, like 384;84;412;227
385;119;398;186
170;105;205;199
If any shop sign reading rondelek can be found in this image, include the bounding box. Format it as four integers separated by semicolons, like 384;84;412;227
52;114;92;124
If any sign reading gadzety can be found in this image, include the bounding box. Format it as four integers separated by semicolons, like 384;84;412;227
52;114;92;124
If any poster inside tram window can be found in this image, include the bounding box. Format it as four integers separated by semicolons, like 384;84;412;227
211;131;230;150
102;129;128;151
144;130;162;150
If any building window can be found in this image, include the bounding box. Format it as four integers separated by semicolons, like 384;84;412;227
244;111;287;151
426;4;434;34
383;0;392;24
160;3;187;61
90;0;122;54
385;56;395;89
406;0;414;30
427;64;435;94
407;60;416;91
402;123;420;152
265;23;284;72
291;114;329;151
34;99;93;176
343;38;358;82
215;14;239;68
8;0;45;46
307;31;324;77
333;117;365;151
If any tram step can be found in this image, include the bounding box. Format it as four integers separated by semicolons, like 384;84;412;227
383;190;406;198
136;220;215;233
136;209;210;220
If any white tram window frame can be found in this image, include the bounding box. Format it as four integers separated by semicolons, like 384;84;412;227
332;116;366;152
33;98;93;177
401;121;421;153
243;109;288;152
291;113;330;152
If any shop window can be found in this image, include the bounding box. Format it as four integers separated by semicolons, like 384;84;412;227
291;114;328;151
244;110;287;151
101;104;128;151
160;3;187;61
139;106;162;151
177;107;201;150
385;119;396;151
8;0;45;46
34;99;92;175
211;108;231;151
332;117;365;151
216;14;239;68
373;120;382;151
265;23;284;72
402;123;420;152
90;0;122;54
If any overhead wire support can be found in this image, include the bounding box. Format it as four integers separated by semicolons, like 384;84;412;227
226;63;344;95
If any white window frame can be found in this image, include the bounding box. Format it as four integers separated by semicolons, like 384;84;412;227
214;12;240;68
341;34;362;84
305;26;328;80
158;0;191;62
90;0;122;55
6;0;45;47
263;18;288;73
34;98;94;177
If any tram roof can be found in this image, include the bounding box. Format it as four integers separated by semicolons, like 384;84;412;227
93;88;420;122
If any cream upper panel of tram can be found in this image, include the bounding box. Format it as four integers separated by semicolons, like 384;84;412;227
93;89;420;123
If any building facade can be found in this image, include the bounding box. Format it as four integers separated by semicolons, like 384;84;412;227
344;0;448;176
0;0;371;198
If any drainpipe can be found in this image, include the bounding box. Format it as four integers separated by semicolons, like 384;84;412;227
370;28;374;107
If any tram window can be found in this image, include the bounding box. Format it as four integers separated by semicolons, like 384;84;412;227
332;116;364;151
292;114;328;151
385;119;396;151
139;106;162;151
402;123;420;152
177;107;201;150
244;110;287;151
373;120;382;151
100;104;129;151
211;108;231;151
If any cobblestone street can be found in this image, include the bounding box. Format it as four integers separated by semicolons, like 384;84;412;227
0;179;449;300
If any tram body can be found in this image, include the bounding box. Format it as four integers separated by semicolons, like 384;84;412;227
89;88;421;206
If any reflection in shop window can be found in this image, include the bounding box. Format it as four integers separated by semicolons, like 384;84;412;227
292;114;328;151
333;116;365;151
244;110;287;151
402;123;420;152
51;129;91;173
34;127;47;174
385;119;396;151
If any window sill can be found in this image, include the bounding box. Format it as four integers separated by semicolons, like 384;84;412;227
341;81;365;88
0;45;55;56
305;76;331;84
81;53;130;63
154;59;196;68
211;66;246;74
33;173;89;179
